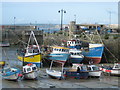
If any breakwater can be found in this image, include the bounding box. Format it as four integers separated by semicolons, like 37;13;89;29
1;29;43;45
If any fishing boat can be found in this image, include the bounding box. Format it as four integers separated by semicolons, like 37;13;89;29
64;64;89;79
87;65;102;77
23;63;39;79
100;63;120;76
46;46;70;63
67;39;104;64
0;65;23;81
17;31;42;67
69;49;84;64
46;46;70;80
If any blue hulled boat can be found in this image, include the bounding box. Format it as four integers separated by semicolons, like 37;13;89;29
1;66;23;81
67;39;104;64
47;46;70;63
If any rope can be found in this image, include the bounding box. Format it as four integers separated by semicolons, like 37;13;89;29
95;26;119;62
104;46;118;62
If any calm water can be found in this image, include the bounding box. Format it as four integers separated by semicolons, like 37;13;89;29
1;46;120;88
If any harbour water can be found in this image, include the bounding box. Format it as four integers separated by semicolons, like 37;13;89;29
1;46;120;88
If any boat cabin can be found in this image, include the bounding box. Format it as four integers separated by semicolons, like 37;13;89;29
52;46;69;53
72;64;88;71
87;65;100;71
112;63;120;70
69;49;82;56
25;45;40;56
67;39;89;51
23;63;38;74
67;39;82;49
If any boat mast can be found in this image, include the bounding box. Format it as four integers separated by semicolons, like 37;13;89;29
61;63;64;78
31;31;40;52
50;60;53;70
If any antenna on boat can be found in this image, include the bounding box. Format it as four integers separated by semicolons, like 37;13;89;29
3;50;11;68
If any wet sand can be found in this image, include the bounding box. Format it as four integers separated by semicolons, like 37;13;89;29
1;68;119;88
1;47;120;89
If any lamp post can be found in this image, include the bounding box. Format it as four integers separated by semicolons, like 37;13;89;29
14;17;16;30
58;9;66;31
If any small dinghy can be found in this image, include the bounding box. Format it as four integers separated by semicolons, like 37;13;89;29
1;65;23;81
100;63;120;76
46;60;65;80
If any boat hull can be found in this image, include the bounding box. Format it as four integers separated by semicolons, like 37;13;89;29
18;54;42;67
64;71;89;79
88;71;102;77
47;53;70;63
110;70;120;76
46;69;62;79
24;71;38;79
69;57;84;64
82;44;104;64
2;68;21;81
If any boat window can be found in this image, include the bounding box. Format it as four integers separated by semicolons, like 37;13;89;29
53;48;56;51
65;49;68;52
92;67;99;70
74;53;77;55
32;67;37;71
87;67;91;70
115;65;118;68
77;53;80;55
81;66;87;70
33;49;39;53
28;49;33;53
23;68;26;73
27;68;31;72
70;52;73;55
62;49;65;52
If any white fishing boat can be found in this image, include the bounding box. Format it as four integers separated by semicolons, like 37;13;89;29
23;63;39;79
87;65;102;77
69;49;84;64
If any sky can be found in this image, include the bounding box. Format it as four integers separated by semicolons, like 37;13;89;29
1;0;119;25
